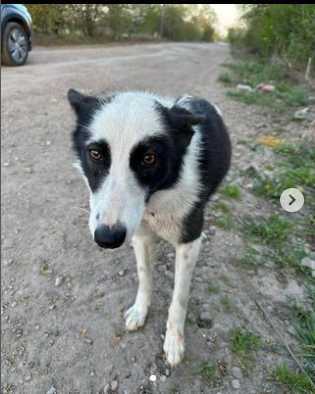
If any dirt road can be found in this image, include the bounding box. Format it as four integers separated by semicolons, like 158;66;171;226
2;43;304;394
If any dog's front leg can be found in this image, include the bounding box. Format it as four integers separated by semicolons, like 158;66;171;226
164;236;202;366
125;229;156;331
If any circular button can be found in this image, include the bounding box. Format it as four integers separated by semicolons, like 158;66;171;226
280;188;304;212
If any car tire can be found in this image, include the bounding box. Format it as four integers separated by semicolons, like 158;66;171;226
1;22;29;66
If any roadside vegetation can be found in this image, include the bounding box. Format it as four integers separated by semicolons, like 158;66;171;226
219;61;313;113
217;8;315;389
214;122;315;392
227;5;315;72
274;286;315;393
27;4;217;45
229;327;262;369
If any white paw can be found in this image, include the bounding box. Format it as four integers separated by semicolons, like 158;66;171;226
124;303;148;331
163;328;185;367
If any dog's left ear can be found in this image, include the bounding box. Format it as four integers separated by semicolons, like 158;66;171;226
67;89;100;119
165;106;206;148
168;106;206;129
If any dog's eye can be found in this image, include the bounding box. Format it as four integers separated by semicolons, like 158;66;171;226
89;149;103;161
142;152;156;167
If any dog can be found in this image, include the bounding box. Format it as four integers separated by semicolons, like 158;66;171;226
68;89;231;366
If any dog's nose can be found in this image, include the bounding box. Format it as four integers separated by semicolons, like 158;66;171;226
94;223;126;249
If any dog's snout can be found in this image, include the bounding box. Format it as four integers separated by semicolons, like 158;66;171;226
94;223;126;249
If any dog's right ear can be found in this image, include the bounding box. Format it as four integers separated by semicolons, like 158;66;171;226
67;89;100;118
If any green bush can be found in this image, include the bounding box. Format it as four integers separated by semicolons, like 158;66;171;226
228;5;315;69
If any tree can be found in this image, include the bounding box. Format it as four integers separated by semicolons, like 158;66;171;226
27;4;218;43
106;5;133;40
235;5;315;67
28;5;66;35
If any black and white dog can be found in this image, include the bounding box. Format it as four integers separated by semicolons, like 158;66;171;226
68;90;231;366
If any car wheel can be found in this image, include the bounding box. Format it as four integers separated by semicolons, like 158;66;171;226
1;22;29;66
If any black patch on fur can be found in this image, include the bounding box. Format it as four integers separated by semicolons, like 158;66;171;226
181;205;205;244
68;89;112;191
130;104;204;200
129;135;175;199
83;140;111;191
179;98;231;243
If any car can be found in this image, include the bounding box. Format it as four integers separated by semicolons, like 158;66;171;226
1;4;32;66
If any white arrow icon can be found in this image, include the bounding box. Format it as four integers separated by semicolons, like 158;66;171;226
280;188;304;213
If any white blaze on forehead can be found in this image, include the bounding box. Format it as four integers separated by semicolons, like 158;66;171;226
89;169;145;238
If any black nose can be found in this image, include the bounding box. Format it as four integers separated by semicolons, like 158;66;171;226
94;223;126;249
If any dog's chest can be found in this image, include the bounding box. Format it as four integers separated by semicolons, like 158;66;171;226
144;210;182;243
143;188;196;243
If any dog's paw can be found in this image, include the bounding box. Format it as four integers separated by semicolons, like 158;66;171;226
124;303;148;331
163;327;185;367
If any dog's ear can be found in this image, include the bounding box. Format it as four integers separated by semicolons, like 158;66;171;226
67;89;100;118
164;106;206;148
168;106;206;129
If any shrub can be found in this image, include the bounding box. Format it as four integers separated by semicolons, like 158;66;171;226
228;5;315;69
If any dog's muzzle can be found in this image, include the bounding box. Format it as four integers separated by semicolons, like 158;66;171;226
94;223;126;249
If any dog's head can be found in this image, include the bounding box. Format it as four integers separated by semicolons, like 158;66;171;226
68;89;204;249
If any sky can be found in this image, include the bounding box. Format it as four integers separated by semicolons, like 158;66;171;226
211;4;241;36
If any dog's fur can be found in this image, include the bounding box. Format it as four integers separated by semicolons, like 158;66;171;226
68;89;231;366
